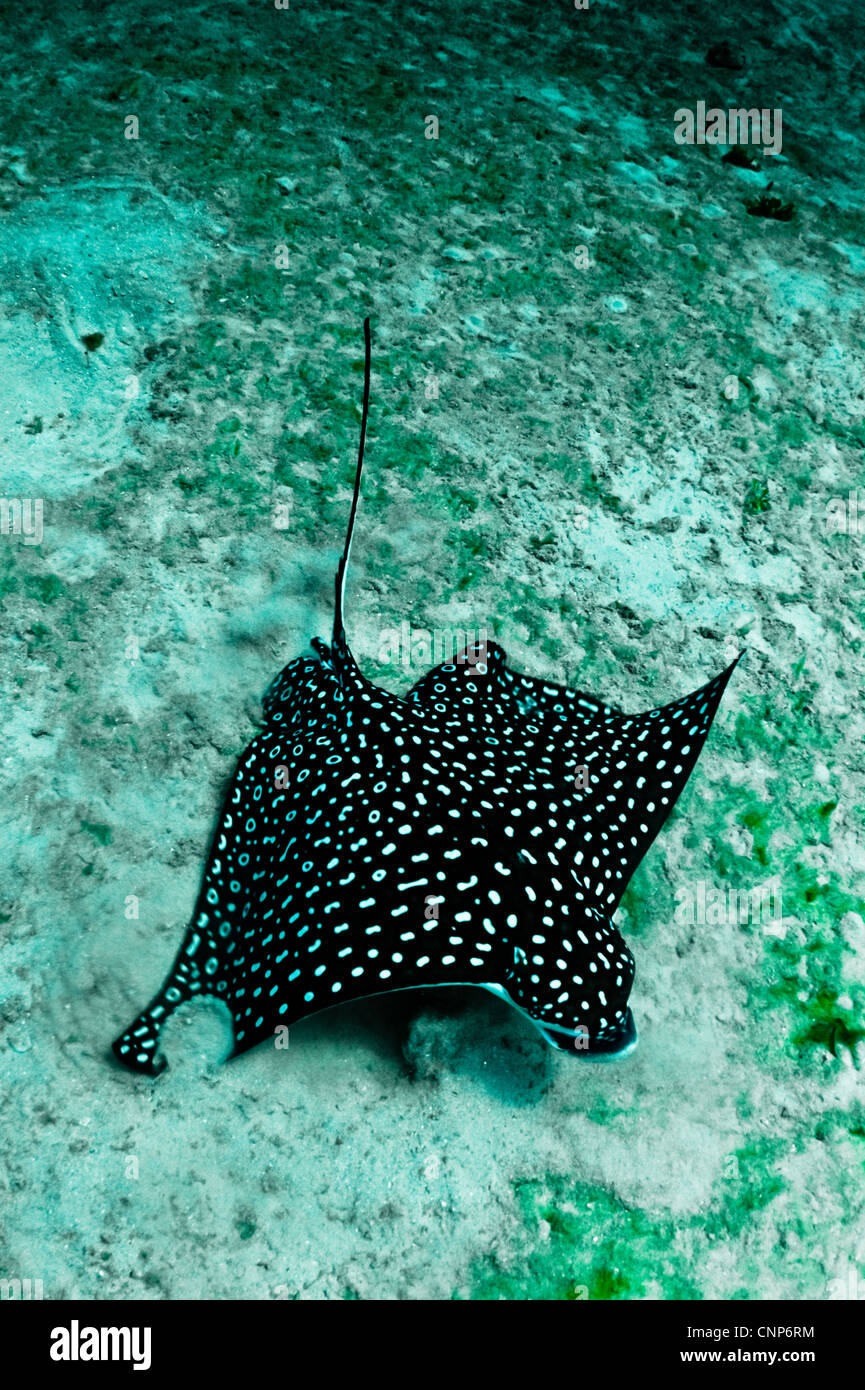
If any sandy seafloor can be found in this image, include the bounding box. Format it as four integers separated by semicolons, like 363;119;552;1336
1;0;864;1301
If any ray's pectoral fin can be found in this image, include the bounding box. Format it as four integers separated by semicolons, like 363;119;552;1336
111;947;209;1076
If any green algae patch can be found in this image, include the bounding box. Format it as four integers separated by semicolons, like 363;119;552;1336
701;779;864;1061
470;1177;701;1301
618;855;670;941
791;991;865;1058
80;820;113;846
743;478;771;515
26;573;65;605
445;529;496;593
470;1135;800;1300
709;789;863;1062
715;1141;787;1238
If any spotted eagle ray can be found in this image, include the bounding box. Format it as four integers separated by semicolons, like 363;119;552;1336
112;319;738;1075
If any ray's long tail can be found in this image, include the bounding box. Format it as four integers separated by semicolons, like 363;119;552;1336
333;314;371;652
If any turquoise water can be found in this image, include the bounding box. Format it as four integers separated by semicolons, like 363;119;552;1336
1;0;863;1300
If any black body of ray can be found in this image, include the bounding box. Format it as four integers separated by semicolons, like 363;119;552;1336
112;319;738;1075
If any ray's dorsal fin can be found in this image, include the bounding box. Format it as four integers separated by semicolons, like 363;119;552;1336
333;315;372;655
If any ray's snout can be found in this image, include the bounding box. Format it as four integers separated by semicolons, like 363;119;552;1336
540;1008;638;1061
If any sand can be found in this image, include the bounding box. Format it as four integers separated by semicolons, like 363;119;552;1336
1;0;863;1300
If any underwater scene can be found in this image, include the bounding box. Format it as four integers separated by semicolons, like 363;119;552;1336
1;0;863;1318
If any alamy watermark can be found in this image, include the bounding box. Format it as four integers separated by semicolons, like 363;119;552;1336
376;622;490;672
675;879;783;934
50;1322;151;1370
828;1263;864;1301
0;1276;43;1300
0;497;43;545
825;491;864;536
674;102;782;155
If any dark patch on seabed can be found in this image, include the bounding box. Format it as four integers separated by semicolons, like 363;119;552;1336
1;0;863;1303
